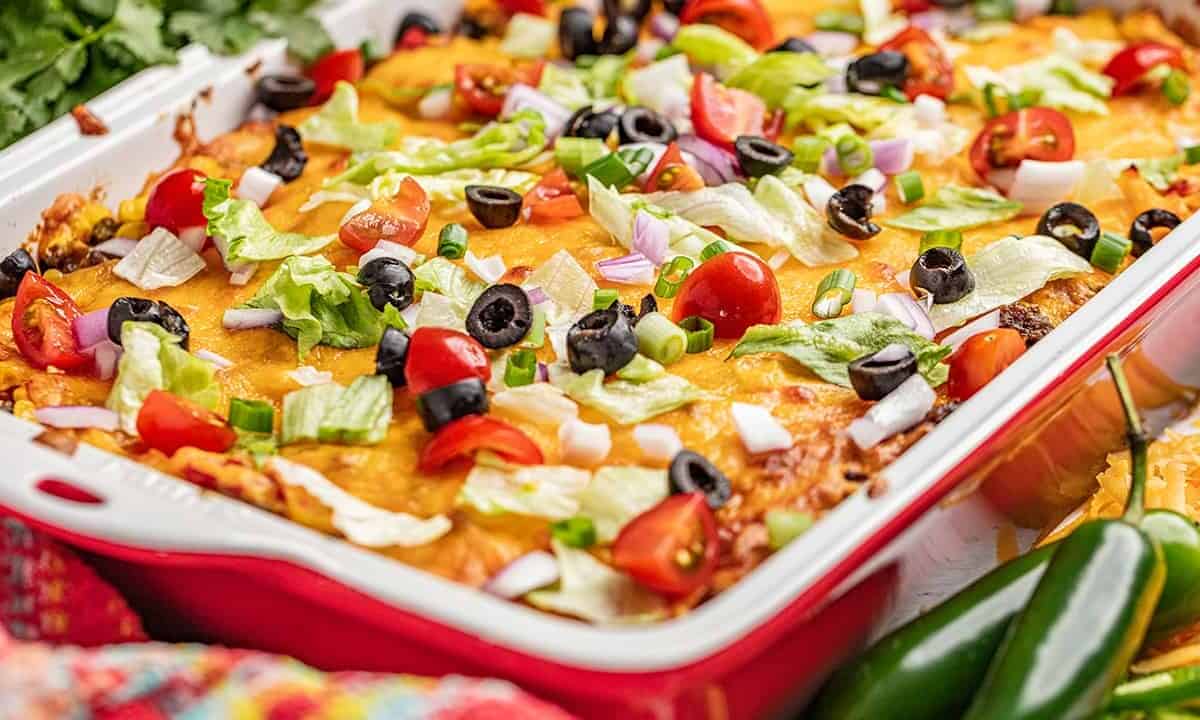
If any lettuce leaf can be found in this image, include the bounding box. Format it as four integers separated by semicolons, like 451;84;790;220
281;382;344;445
539;56;627;110
526;539;667;624
588;177;721;261
783;87;907;133
964;54;1113;116
620;55;694;116
113;226;206;290
525;249;599;324
884;185;1023;233
1130;155;1183;193
753;175;860;265
549;365;707;424
279;376;392;445
241;255;403;358
671;24;758;80
204;179;334;265
928;235;1092;331
727;51;833;109
413;256;487;309
577;467;669;543
458;465;591;519
106;322;221;434
860;0;908;45
302;168;539;212
298;81;398;152
500;13;556;59
729;314;952;388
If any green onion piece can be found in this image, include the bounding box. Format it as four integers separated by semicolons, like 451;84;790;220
235;430;277;466
618;147;655;178
974;0;1015;22
655;256;695;298
1049;0;1076;14
881;86;909;104
551;516;597;549
896;171;925;204
655;44;682;61
1010;88;1043;110
700;239;738;261
634;311;688;365
555;137;608;177
1185;145;1200;166
229;398;274;434
438;223;469;259
835;134;874;176
766;509;814;550
582;152;637;189
920;229;964;254
360;38;387;65
678;316;715;353
792;136;832;174
1091;232;1132;274
1164;69;1192;107
574;54;599;69
317;375;392;445
521;306;546;349
811;268;856;319
504;349;538;387
814;9;864;35
982;82;1007;118
593;288;620;310
616;353;666;382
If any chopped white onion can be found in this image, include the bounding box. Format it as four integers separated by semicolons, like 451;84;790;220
484;551;560;599
636;38;666;65
547;324;571;363
558;418;612;467
805;31;860;57
114;227;207;291
731;402;793;455
633;424;683;462
501;84;571;138
465;251;507;284
1008;160;1086;217
847;375;936;450
92;237;138;258
871;193;887;216
418;87;454;120
632;210;669;266
872;342;913;363
359;240;420;269
876;293;935;339
236;167;283;208
195;349;234;369
913;95;947;128
223;308;283;330
35;406;120;432
288;365;333;386
803;176;838;215
229;264;257;286
940;309;1002;351
853;168;888;193
767;250;790;271
178;226;207;253
852;288;878;314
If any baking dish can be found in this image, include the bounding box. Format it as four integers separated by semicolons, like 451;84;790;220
4;2;1200;718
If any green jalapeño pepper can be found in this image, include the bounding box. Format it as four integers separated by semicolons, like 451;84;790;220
1142;509;1200;642
962;356;1167;720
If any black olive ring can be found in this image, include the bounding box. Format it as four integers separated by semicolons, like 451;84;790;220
911;246;975;305
619;107;678;145
466;284;533;349
375;326;411;388
465;185;524;229
566;307;640;375
734;135;795;178
260;125;308;182
827;185;882;241
254;75;315;113
669;450;733;509
1036;202;1100;259
848;345;918;401
1130;208;1182;258
846;51;910;97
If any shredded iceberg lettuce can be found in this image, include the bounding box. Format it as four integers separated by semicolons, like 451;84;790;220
298;82;398;152
727;51;833;109
671;24;758;80
783;87;908;133
204;179;334;265
964;54;1113;116
302;169;539;212
113;227;206;290
885;185;1023;233
526;539;667;623
106;322;221;434
588;177;721;261
577;467;669;543
458;465;591;520
550;365;707;424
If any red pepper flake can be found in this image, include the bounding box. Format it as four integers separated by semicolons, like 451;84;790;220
70;105;108;136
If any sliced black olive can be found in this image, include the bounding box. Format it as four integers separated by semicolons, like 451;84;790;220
416;378;489;432
567;307;639;375
637;293;658;321
375;326;410;388
772;37;818;54
604;0;652;21
459;15;489;39
911;246;975;304
827;185;881;240
357;257;415;313
397;12;441;45
255;75;315;113
88;217;119;246
598;14;639;55
1037;202;1100;259
260;125;308;182
559;8;599;61
1130;208;1182;258
0;249;35;300
669;450;732;509
846;51;910;96
619;106;678;145
663;0;687;15
107;297;190;348
734;135;794;178
848;344;918;401
565;105;620;140
466;284;532;349
465;185;523;229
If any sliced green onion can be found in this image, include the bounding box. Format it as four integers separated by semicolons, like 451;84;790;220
1185;145;1200;166
616;353;666;382
974;0;1015;22
504;349;538;387
792;136;831;174
766;509;813;550
700;239;738;261
835;134;873;176
438;223;469;259
593;288;620;310
573;54;599;69
1091;232;1132;274
814;9;864;35
618;147;655;178
317;375;391;445
896;171;925;204
229;398;274;433
634;311;688;365
555;137;608;177
551;516;597;549
360;38;387;65
655;44;682;61
521;306;546;349
881;86;909;104
678;316;714;353
920;229;964;254
582;152;637;189
1049;0;1076;14
655;256;694;298
235;430;277;465
1164;69;1191;107
982;83;1007;118
811;268;856;319
1010;88;1043;111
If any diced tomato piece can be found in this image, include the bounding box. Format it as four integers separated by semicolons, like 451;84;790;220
645;143;706;193
612;493;720;597
498;0;546;14
1104;42;1186;97
12;273;89;372
525;169;585;223
397;27;429;50
897;0;933;12
691;72;766;151
338;177;430;252
679;0;774;52
418;416;544;472
405;327;492;395
672;252;781;339
137;390;237;457
948;328;1026;401
307;49;365;105
455;62;545;118
145;168;208;236
969;108;1075;180
879;26;955;101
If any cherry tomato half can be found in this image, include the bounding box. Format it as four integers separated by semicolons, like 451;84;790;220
879;26;955;101
339;177;430;252
455;62;545;118
525;169;585;223
418;416;544;472
672;252;781;339
969;108;1075;180
498;0;546;15
12;273;89;372
137;390;237;457
404;327;492;395
948;328;1026;401
645;142;706;193
691;73;766;152
307;48;365;105
145;168;208;236
679;0;774;52
1103;42;1186;97
612;493;720;597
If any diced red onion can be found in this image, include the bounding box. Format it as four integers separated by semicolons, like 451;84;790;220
89;340;121;381
805;31;860;57
913;94;947;128
1015;0;1052;21
595;252;656;285
871;138;915;175
853;168;888;194
767;250;790;270
418;87;454;120
223;308;282;330
847;375;936;450
35;406;120;432
537;362;549;382
73;308;110;350
178;226;207;252
731;402;793;455
804;176;838;214
632;423;682;462
502;84;571;139
1008;160;1086;216
636;38;666;65
558;418;612;466
649;12;679;41
633;211;670;265
465;251;507;284
876;293;935;340
92;237;138;258
195;349;234;369
852;288;878;314
677;135;740;186
940;309;1002;351
236;167;283;208
910;9;950;32
485;551;560;599
526;286;549;305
